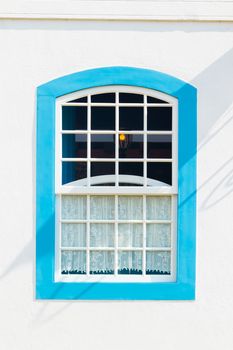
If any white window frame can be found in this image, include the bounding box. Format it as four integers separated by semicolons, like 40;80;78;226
55;85;178;283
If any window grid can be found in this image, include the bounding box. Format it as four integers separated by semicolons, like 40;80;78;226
59;92;174;188
59;194;173;276
55;86;177;282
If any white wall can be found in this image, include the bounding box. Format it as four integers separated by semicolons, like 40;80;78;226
0;19;233;350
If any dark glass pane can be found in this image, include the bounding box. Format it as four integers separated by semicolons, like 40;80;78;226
147;96;168;104
62;134;87;158
91;162;115;177
91;93;115;103
62;162;87;185
147;162;172;185
119;162;143;177
147;107;172;131
62;106;87;130
91;134;115;158
147;135;172;159
91;107;115;130
119;107;143;131
119;134;143;158
68;96;87;103
119;93;143;103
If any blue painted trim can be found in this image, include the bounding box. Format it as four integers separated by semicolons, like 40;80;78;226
36;66;197;300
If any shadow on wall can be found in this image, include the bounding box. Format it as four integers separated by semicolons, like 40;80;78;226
1;46;233;319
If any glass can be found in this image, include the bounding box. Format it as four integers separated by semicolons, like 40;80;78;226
147;162;172;186
61;223;86;247
146;196;171;220
146;251;171;275
67;96;87;103
91;134;115;158
119;107;143;130
62;106;87;130
118;251;143;274
91;162;115;178
62;162;87;185
147;135;172;159
118;196;143;220
91;107;115;130
62;195;87;220
62;134;87;158
119;93;143;103
90;251;114;274
61;251;86;274
91;93;115;103
119;162;143;178
118;224;143;247
90;224;114;247
147;107;172;131
147;96;168;104
119;134;143;158
90;196;115;220
146;224;171;247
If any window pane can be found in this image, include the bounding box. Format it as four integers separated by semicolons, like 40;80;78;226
118;251;142;274
62;162;87;185
61;223;86;247
146;251;171;275
118;224;143;247
146;196;171;220
91;93;115;103
62;134;87;158
147;96;168;104
90;196;115;220
118;196;143;220
146;224;171;247
119;162;143;178
147;135;172;159
91;107;115;130
119;107;143;130
147;162;172;186
119;134;143;158
90;224;114;247
62;106;87;130
68;96;87;103
119;93;143;103
91;134;115;158
90;251;114;274
91;162;115;177
61;251;86;274
62;195;87;220
147;107;172;131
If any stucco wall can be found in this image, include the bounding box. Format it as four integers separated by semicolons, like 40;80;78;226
0;19;233;350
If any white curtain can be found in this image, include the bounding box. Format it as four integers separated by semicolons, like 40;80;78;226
146;196;171;220
146;224;170;247
62;195;86;220
61;251;86;274
146;251;171;274
61;195;171;274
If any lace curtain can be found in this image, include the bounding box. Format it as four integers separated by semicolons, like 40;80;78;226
61;195;171;274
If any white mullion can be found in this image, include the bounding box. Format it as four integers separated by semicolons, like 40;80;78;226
142;195;146;275
116;92;119;187
87;94;91;187
61;130;173;135
59;194;62;274
61;158;172;162
86;195;90;275
114;195;118;276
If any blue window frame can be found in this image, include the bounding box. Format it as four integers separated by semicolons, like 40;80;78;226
36;66;197;300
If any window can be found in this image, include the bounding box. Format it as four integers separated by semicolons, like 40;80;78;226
36;67;196;299
56;86;177;282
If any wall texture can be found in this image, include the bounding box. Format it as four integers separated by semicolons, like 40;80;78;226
0;19;233;350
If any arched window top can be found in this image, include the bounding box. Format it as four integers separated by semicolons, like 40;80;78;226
56;84;177;194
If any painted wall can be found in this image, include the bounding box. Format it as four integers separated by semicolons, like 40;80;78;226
0;19;233;350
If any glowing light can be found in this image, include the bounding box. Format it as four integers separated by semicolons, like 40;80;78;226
119;133;126;141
